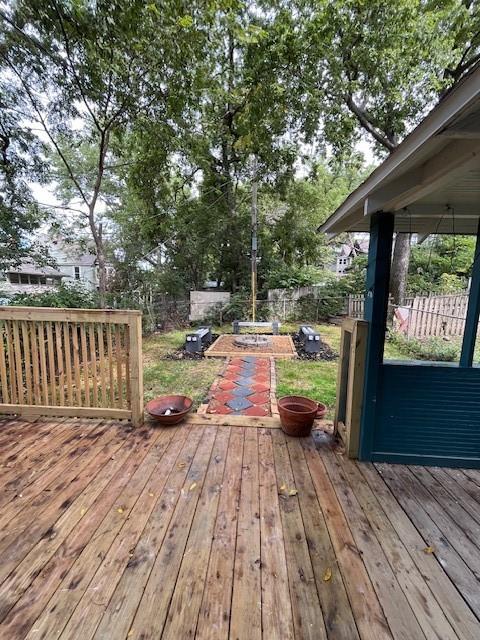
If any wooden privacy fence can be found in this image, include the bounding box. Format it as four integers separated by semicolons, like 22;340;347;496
0;307;143;425
406;294;469;338
348;293;470;339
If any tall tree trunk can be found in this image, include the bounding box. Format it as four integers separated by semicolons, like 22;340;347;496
89;215;107;307
344;99;412;307
389;232;411;306
96;245;107;307
88;130;110;307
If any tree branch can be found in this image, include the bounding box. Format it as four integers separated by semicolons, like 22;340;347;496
0;52;90;206
51;0;103;132
345;94;398;152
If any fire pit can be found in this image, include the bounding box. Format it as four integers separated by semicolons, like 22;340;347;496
234;334;272;348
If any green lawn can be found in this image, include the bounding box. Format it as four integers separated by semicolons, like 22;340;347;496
142;321;417;417
143;331;222;409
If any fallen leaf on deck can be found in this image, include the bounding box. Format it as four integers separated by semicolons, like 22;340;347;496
117;507;125;514
148;492;154;497
423;545;435;554
323;567;332;582
189;482;197;491
279;484;286;491
178;462;186;469
288;489;298;496
80;508;86;516
127;631;134;637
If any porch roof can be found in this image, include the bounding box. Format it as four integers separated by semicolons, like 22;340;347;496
320;64;480;236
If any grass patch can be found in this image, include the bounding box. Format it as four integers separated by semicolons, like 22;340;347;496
275;360;337;417
142;321;431;417
143;331;222;409
275;323;339;418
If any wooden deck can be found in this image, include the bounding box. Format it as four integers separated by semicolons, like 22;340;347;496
0;418;480;640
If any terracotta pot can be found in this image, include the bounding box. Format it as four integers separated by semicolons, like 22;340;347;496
145;395;193;426
278;395;327;437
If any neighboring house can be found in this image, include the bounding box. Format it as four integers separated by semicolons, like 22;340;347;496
334;238;369;276
0;239;99;299
48;239;98;291
0;263;67;296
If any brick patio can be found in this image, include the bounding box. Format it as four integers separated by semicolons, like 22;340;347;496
206;356;271;416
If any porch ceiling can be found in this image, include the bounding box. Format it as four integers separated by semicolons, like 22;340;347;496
320;65;480;236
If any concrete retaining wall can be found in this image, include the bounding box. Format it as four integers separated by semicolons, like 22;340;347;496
189;290;230;321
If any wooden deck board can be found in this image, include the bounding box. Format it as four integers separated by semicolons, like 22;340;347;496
0;420;480;640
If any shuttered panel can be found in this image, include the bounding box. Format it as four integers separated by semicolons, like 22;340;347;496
372;362;480;467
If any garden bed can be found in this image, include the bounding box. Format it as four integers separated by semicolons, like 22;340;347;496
291;332;338;361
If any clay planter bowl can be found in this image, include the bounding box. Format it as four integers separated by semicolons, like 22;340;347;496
146;395;193;426
278;395;327;437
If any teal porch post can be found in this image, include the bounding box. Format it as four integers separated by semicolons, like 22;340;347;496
460;219;480;367
358;211;395;461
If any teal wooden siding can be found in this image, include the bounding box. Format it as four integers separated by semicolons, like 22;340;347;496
372;362;480;467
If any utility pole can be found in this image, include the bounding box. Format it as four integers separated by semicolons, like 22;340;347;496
251;155;258;322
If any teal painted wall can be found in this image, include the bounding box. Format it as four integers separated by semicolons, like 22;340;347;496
372;362;480;467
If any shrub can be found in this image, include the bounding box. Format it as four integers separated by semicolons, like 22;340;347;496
387;331;459;362
7;282;98;309
215;293;269;323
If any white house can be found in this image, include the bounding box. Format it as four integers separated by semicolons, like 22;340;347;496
0;238;99;298
334;238;369;276
0;262;67;296
48;238;98;290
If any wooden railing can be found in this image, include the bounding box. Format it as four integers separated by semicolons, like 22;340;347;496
334;317;368;458
0;307;143;426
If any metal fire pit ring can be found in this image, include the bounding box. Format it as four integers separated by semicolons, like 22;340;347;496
234;334;271;348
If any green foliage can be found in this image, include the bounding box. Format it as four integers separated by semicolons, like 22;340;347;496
294;0;480;155
408;235;475;294
0;70;48;270
3;0;480;309
214;292;269;323
266;265;324;290
7;282;98;308
387;332;460;362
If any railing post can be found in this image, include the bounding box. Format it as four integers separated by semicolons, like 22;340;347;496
128;313;144;426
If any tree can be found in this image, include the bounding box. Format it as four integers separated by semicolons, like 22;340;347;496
0;32;48;270
172;2;302;290
1;0;210;304
292;0;480;304
409;235;476;294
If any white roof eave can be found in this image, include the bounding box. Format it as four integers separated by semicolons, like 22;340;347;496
319;66;480;234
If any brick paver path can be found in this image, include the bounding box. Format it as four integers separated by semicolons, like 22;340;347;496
207;356;271;416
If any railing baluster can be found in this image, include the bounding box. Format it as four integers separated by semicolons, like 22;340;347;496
0;307;142;424
12;321;24;404
72;322;82;407
21;320;33;405
46;322;56;406
89;322;98;407
97;324;107;407
63;322;73;405
55;321;65;406
0;323;10;404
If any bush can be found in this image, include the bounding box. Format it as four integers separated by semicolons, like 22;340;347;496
266;265;325;289
387;331;459;362
7;282;98;309
213;293;270;323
